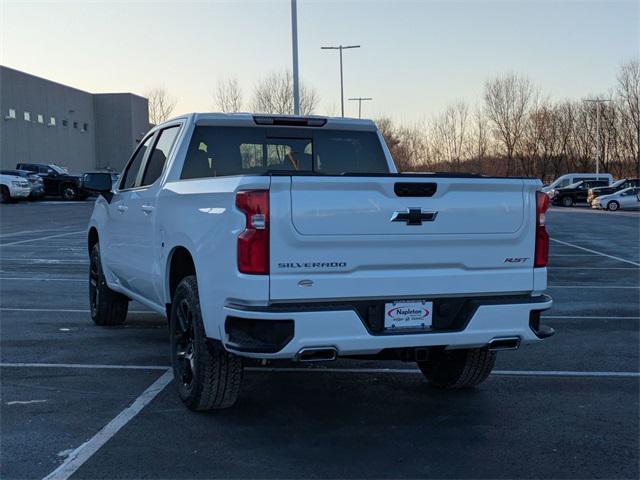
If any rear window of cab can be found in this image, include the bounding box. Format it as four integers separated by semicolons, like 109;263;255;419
180;126;389;179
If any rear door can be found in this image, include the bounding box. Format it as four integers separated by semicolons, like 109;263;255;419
104;134;154;290
125;124;182;303
269;175;539;302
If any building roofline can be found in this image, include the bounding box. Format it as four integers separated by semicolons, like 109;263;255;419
0;65;146;100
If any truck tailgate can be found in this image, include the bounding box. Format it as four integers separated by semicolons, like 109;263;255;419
269;175;539;302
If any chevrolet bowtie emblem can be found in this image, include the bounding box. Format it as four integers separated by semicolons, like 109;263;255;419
391;208;438;225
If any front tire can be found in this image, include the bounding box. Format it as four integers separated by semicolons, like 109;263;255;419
1;186;11;203
170;275;243;410
607;201;619;211
89;244;128;325
417;347;496;389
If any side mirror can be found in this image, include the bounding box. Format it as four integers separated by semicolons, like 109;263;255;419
83;173;113;202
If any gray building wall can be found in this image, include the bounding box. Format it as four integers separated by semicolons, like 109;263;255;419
94;93;149;170
0;66;149;173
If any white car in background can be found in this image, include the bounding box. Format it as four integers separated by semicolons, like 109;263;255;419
593;187;640;211
0;172;31;203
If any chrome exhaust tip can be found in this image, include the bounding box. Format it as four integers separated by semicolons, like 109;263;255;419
488;337;521;351
296;347;338;362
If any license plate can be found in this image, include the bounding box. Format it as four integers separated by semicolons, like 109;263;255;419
384;300;433;330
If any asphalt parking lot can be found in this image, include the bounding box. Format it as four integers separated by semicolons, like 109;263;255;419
1;201;638;479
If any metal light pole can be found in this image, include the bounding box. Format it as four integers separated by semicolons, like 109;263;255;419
348;97;372;118
583;98;612;178
291;0;300;115
321;45;360;117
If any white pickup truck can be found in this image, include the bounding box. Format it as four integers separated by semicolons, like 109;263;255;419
85;113;553;410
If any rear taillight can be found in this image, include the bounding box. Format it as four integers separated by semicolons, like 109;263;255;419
236;190;269;274
535;191;550;268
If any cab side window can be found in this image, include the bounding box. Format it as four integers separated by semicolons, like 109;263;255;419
120;135;154;190
140;126;180;187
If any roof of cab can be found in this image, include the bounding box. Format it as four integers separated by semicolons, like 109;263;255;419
154;112;378;131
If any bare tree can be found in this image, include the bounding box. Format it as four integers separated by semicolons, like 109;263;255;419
214;77;243;112
251;71;318;115
146;87;177;125
616;59;640;172
376;118;430;172
430;101;469;170
484;73;536;175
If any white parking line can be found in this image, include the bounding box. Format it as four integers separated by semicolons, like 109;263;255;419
1;362;638;379
0;230;85;247
0;277;86;282
550;238;640;267
0;362;167;370
0;259;88;264
0;229;60;239
42;369;173;480
246;367;640;378
0;308;154;314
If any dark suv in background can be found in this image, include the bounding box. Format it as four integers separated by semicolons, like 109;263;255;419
587;178;640;204
15;163;89;200
550;179;609;207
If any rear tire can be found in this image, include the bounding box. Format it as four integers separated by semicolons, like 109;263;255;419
607;201;619;211
89;244;128;326
1;186;11;203
417;347;496;389
61;184;78;200
170;275;243;410
561;196;573;207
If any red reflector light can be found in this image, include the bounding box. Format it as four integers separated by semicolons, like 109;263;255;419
535;191;550;268
236;190;269;275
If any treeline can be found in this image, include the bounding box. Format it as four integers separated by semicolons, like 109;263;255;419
202;60;640;180
378;60;639;180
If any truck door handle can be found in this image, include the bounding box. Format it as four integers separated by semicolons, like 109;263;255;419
141;205;154;214
117;205;128;213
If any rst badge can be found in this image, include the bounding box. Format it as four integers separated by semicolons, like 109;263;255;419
504;257;529;263
384;300;433;330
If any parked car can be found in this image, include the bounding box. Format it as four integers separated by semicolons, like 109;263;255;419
593;187;640;211
15;163;89;200
587;178;640;204
0;169;45;199
0;172;31;203
550;179;610;207
542;173;613;193
84;113;554;411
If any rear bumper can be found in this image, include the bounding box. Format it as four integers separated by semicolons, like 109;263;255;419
220;294;553;359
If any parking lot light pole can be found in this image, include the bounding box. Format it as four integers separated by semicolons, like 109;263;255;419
321;45;360;117
348;97;372;118
291;0;300;115
583;98;612;178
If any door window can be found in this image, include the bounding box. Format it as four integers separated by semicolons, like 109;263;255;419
140;126;181;187
120;135;154;190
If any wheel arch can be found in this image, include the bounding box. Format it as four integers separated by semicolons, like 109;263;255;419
88;227;99;254
166;246;197;307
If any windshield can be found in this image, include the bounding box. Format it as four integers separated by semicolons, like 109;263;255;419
180;126;390;179
609;179;625;188
49;164;68;174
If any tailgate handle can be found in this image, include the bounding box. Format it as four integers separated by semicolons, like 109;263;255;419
394;182;437;197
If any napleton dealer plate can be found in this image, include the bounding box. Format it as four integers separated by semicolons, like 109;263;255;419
384;300;433;330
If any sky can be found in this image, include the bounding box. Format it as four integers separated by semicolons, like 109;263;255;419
1;0;638;123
